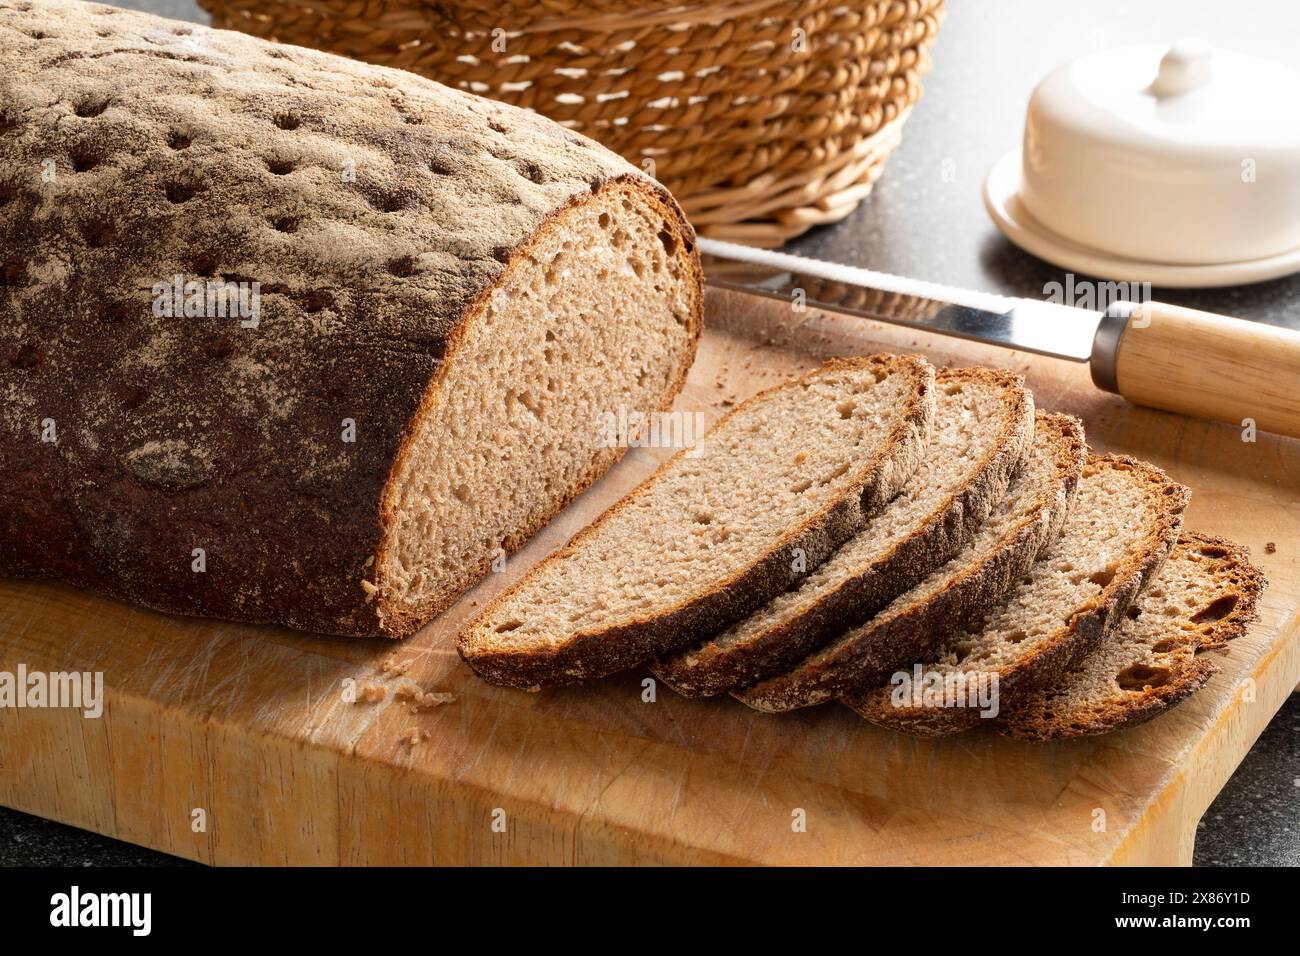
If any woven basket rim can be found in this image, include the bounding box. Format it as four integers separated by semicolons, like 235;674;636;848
198;0;944;245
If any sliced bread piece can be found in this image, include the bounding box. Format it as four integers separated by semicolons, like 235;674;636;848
999;533;1266;740
843;453;1190;736
735;412;1085;712
457;355;936;688
652;366;1034;697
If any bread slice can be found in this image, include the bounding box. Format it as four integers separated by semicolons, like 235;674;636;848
735;412;1085;712
652;367;1034;697
999;533;1266;740
843;453;1190;736
457;355;936;688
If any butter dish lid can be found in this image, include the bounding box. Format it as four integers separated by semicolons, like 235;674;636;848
1033;39;1300;156
985;40;1300;286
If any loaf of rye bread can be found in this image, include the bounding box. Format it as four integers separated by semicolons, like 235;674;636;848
0;0;703;636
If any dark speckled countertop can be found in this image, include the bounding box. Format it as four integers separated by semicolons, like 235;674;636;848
0;0;1296;866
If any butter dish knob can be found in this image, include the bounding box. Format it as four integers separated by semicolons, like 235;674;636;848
1149;38;1214;97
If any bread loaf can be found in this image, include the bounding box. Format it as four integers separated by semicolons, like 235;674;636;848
0;0;702;636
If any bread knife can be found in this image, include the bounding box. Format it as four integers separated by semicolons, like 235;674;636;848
699;238;1300;439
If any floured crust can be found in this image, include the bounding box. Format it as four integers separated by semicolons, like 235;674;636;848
0;0;701;636
457;354;937;688
653;366;1034;698
735;412;1086;713
999;533;1266;739
844;452;1190;736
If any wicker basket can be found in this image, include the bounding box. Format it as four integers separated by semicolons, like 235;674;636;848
198;0;945;246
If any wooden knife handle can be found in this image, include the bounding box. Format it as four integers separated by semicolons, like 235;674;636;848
1094;301;1300;439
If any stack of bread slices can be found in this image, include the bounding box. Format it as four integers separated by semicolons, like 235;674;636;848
457;355;1266;739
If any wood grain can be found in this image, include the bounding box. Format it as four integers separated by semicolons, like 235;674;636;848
1116;301;1300;438
1;288;1296;865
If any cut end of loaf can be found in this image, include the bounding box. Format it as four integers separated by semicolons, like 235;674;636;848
373;179;702;637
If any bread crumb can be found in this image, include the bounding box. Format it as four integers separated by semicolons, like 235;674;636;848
381;655;411;677
394;678;456;709
355;680;387;703
400;728;429;748
1265;541;1276;554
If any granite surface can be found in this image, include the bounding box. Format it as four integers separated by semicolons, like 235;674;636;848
0;0;1295;867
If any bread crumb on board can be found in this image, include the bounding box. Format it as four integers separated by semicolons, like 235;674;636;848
395;678;457;710
1265;542;1276;554
380;655;412;677
400;729;430;748
354;680;387;703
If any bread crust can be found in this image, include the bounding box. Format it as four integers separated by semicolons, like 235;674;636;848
0;0;702;637
653;366;1034;698
998;533;1266;740
843;452;1190;736
457;355;936;688
734;412;1086;712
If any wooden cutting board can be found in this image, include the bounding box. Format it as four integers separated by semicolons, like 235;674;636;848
2;288;1297;866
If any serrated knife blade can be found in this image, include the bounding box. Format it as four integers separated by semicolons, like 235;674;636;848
698;237;1100;362
697;237;1300;439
